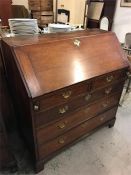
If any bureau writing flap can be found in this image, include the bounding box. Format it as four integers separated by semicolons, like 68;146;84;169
2;30;129;98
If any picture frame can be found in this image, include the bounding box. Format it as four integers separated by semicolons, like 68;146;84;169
121;0;131;7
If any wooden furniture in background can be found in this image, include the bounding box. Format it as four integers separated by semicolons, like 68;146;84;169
29;0;54;27
11;5;29;18
86;0;117;30
0;0;12;26
1;30;129;173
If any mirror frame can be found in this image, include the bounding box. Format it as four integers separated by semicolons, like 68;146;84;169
121;0;131;7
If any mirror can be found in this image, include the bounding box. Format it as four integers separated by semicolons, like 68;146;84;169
99;17;109;31
121;0;131;7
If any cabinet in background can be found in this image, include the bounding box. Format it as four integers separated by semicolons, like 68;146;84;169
0;0;12;26
29;0;54;27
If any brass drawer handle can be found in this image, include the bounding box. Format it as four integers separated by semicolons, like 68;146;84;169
106;75;113;83
81;122;88;128
100;117;105;121
84;107;90;114
33;102;40;111
58;138;65;144
127;72;131;78
85;94;92;102
74;39;81;47
105;87;112;95
102;103;108;108
62;91;72;99
57;121;67;129
59;105;69;114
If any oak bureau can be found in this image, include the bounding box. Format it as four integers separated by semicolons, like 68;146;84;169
1;30;129;173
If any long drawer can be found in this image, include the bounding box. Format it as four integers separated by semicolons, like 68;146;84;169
34;82;123;126
33;70;126;112
38;107;117;159
36;92;121;144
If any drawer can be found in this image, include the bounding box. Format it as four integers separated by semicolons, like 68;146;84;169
29;0;53;11
38;107;117;159
92;70;127;91
39;16;54;25
33;81;91;112
36;92;121;144
35;82;123;127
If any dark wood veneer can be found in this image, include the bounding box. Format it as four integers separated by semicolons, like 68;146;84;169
1;30;129;173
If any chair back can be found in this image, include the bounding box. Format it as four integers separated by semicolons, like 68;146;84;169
125;33;131;48
57;9;70;24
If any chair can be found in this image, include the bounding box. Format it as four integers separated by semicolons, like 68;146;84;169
11;5;30;18
124;33;131;54
120;33;131;105
123;33;131;92
57;9;70;24
99;16;111;31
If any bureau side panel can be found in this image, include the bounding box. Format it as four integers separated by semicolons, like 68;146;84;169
1;41;38;163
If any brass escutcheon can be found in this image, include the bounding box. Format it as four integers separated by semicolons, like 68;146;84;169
74;39;81;47
58;138;65;144
57;122;66;129
59;105;69;114
127;72;131;78
106;75;113;83
85;94;92;101
105;87;112;94
100;117;104;121
102;103;108;108
62;91;72;99
33;104;39;111
81;122;88;128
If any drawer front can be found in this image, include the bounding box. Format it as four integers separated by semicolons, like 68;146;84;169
38;107;117;159
41;0;53;11
92;70;127;91
29;0;53;11
33;81;91;112
40;16;54;24
35;82;123;127
36;92;121;144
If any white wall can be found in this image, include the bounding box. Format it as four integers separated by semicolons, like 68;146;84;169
73;0;85;25
12;0;85;25
113;0;131;43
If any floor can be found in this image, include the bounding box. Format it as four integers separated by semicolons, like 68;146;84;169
1;90;131;175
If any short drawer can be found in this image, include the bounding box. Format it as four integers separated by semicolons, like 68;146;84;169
38;16;54;25
36;92;121;144
29;0;53;11
35;82;123;127
33;81;91;112
92;69;127;91
38;107;117;159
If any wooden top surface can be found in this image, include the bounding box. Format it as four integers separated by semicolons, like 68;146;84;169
2;29;106;47
3;30;129;98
